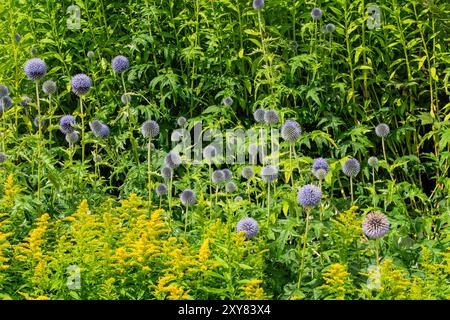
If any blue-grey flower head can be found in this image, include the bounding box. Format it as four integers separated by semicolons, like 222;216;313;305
112;55;129;73
203;145;217;162
29;48;38;56
326;23;336;33
0;84;9;98
98;124;110;138
253;109;266;123
225;181;237;193
314;169;327;180
24;58;47;81
180;189;196;206
0;152;7;163
222;168;232;181
89;120;103;133
14;33;21;42
297;184;322;207
281;120;302;142
362;211;390;239
65;131;79;144
313;158;329;174
234;196;243;202
311;8;323;20
90;120;109;138
71;74;92;96
375;123;390;138
342;158;360;177
212;170;225;184
236;217;259;239
264;109;279;125
156;183;168;196
33;116;45;128
87;51;95;59
165;152;181;169
59;115;76;134
121;93;132;104
20;96;31;108
223;97;234;106
261;165;278;182
0;96;13;111
177;116;187;127
141;119;159;139
241;166;255;179
161;166;173;180
42;80;57;95
252;0;264;10
368;156;379;167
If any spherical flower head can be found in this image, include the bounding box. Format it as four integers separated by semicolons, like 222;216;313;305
326;23;336;33
65;131;79;144
161;166;173;180
71;74;92;96
264;109;279;125
311;8;323;20
24;58;47;81
177;116;187;127
180;189;196;206
362;211;390;239
165;152;181;169
281;120;302;142
314;169;327;180
223;97;234;106
112;55;130;73
375;123;390;138
30;48;38;56
156;183;168;196
20;96;31;108
241;166;255;179
93;155;102;163
248;143;258;155
236;217;259;239
234;196;243;202
0;152;7;164
342;158;360;177
212;170;225;184
261;165;278;183
222;168;232;181
203;145;217;162
368;156;379;167
87;51;95;59
252;0;264;10
98;124;110;138
90;120;103;133
253;109;266;123
297;184;322;207
121;93;132;104
141;119;160;139
33;116;45;128
0;84;9;98
42;80;57;95
14;33;21;42
312;158;329;174
0;96;13;111
225;182;237;193
59;115;76;134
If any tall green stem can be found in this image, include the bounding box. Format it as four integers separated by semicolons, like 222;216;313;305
36;81;42;203
148;139;152;210
297;207;311;289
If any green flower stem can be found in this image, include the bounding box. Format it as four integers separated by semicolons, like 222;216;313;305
297;206;311;290
184;205;189;236
36;81;42;203
148;139;152;211
350;175;354;205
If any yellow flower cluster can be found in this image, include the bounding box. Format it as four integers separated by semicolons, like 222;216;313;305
241;279;267;300
319;263;354;300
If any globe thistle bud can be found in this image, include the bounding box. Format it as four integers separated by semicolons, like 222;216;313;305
236;217;259;239
29;48;38;56
342;158;360;177
71;74;92;96
253;109;266;123
33;116;45;128
112;55;130;73
281;120;301;142
222;168;232;181
314;169;327;180
223;97;234;106
312;158;329;174
362;211;390;239
297;184;322;207
42;80;57;95
65;131;79;144
291;41;298;50
0;152;7;163
212;170;225;184
261;165;278;182
326;23;336;33
87;51;95;59
311;8;323;20
98;124;110;138
264;109;279;125
59;115;76;134
225;181;237;193
141;119;160;139
20;96;31;108
234;196;243;202
165;152;181;169
90;120;103;133
368;156;379;167
252;0;264;10
375;123;390;138
14;33;21;42
0;96;13;111
241;166;255;179
0;84;9;98
24;58;47;81
180;189;196;206
93;155;102;163
203;145;217;162
156;183;168;196
177;116;187;127
161;166;173;180
90;120;110;139
121;93;132;104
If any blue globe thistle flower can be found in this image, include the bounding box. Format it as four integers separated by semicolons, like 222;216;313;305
0;96;13;111
253;109;266;123
112;55;130;73
236;217;259;239
180;189;196;206
223;97;234;106
375;123;390;138
297;184;322;207
222;168;232;181
261;165;278;182
342;158;360;177
203;145;217;162
177;116;187;127
0;84;9;97
225;181;237;193
24;58;47;81
87;51;95;59
212;170;225;184
156;183;168;196
314;169;327;180
65;131;79;144
33;116;45;128
141;119;159;139
19;96;31;108
161;166;173;180
368;156;379;167
165;152;181;169
313;158;329;174
59;115;76;134
281;120;302;142
121;93;132;104
264;110;279;125
98;124;110;138
89;120;103;134
252;0;264;10
71;74;92;96
311;8;323;20
42;80;57;95
0;152;7;163
241;166;255;179
362;211;390;239
14;33;21;42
